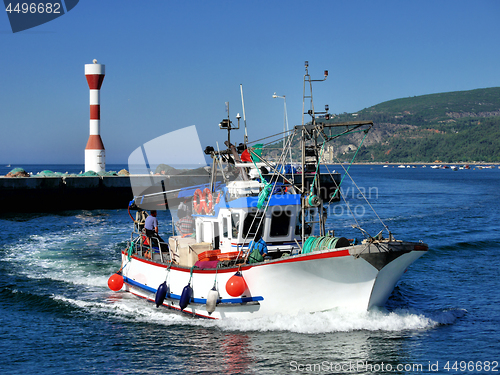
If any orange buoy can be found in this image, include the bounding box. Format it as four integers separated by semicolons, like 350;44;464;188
108;273;124;291
225;271;247;297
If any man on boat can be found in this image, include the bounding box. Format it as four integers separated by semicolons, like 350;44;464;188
175;209;195;236
247;235;269;263
178;198;190;216
144;210;165;251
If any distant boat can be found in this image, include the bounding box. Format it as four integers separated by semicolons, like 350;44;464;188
398;165;406;168
5;164;11;167
450;166;458;171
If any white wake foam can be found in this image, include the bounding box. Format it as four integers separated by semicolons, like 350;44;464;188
3;221;128;289
209;308;462;333
53;293;466;334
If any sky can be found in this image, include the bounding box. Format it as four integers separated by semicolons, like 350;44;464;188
1;1;500;165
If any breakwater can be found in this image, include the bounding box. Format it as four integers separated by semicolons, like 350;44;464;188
0;175;210;213
0;167;342;213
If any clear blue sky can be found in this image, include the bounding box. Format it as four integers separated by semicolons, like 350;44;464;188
1;1;499;165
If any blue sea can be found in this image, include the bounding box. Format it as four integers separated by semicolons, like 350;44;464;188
1;164;499;374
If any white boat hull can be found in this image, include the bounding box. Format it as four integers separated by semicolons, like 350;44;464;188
120;242;427;319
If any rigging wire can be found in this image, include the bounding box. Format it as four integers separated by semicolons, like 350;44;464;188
247;128;295;147
323;162;363;233
328;129;370;202
328;152;390;236
236;131;297;264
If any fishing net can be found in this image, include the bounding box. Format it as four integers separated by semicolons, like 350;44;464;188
5;168;30;177
81;170;98;176
251;143;263;162
98;170;117;176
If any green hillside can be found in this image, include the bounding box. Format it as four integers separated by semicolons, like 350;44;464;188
323;87;500;163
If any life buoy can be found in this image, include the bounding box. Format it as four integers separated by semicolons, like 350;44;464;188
193;188;205;214
203;188;213;213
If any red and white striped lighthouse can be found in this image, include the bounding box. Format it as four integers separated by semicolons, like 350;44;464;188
84;59;106;173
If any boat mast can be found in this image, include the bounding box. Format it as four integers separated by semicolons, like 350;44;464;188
215;101;249;182
240;84;248;145
300;61;329;240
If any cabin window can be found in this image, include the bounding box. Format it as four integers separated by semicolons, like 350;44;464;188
213;222;220;250
223;218;228;238
270;209;291;237
231;213;240;238
243;212;264;239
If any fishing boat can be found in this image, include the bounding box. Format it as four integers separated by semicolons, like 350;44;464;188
108;63;428;319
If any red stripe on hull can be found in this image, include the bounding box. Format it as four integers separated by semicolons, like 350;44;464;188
90;105;100;120
122;248;351;273
86;75;104;90
85;135;105;150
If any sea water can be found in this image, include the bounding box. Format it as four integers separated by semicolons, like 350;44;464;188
0;165;499;374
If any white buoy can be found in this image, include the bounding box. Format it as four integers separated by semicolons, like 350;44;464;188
206;287;219;314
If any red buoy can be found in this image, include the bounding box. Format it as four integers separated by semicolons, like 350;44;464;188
225;271;247;297
108;273;124;291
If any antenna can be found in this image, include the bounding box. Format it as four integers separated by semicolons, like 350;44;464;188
240;84;248;144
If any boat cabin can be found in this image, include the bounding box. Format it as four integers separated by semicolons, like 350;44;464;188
193;180;314;257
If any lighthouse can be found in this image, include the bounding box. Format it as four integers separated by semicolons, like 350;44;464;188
84;60;105;173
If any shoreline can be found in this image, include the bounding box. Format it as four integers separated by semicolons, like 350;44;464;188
325;162;500;166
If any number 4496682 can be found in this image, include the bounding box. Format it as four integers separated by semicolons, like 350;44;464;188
5;3;61;14
444;361;498;372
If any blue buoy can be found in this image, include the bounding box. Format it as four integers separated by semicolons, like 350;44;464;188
179;283;192;311
155;281;169;308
